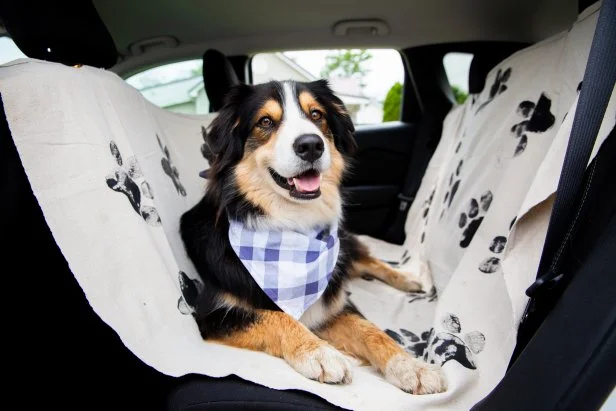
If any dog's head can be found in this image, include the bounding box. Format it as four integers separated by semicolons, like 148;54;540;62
206;80;356;230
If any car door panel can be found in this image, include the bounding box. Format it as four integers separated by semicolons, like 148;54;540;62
343;122;416;238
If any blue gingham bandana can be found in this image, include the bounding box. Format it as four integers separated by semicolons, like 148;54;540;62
228;219;340;320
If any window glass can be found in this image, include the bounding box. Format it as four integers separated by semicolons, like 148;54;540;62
125;60;209;114
252;49;405;125
0;37;27;65
443;52;473;104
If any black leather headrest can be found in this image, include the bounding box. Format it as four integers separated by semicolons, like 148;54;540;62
202;49;241;112
0;0;117;68
468;48;520;94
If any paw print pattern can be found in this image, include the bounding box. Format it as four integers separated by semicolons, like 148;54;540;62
477;231;509;274
476;67;512;113
386;328;433;359
386;313;485;369
177;271;204;315
407;285;438;304
157;134;187;196
442;312;460;333
106;141;161;226
476;212;517;273
457;190;493;248
443;167;461;209
439;159;464;221
478;257;501;274
488;236;507;253
510;93;555;156
377;250;411;270
420;188;436;244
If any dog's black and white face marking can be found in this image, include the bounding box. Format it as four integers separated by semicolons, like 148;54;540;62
205;80;356;231
267;82;333;200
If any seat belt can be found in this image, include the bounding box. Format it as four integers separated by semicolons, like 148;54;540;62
384;108;444;244
512;0;616;365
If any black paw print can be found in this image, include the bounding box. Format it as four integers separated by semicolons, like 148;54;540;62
106;141;161;226
476;67;512;113
376;250;411;270
157;134;187;196
476;235;507;274
439;160;464;220
407;285;438;304
510;93;555;156
387;313;485;369
386;328;433;359
458;190;493;248
476;215;516;274
420;188;436;243
177;271;204;315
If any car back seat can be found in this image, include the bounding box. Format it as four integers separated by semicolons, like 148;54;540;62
0;3;613;410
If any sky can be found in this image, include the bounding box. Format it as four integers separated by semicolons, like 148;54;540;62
1;38;473;100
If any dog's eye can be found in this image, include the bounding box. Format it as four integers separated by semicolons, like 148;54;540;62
310;109;323;121
258;116;273;128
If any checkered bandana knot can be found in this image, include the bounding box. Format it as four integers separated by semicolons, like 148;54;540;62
228;219;340;320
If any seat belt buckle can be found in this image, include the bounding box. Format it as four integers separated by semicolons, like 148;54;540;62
397;194;415;211
525;269;564;298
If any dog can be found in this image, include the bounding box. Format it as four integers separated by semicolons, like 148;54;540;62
180;80;446;394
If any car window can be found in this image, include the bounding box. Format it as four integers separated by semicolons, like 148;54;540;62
251;49;405;126
125;59;209;115
443;52;473;104
0;37;27;65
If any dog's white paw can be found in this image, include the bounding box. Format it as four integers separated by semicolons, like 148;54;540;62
287;344;353;384
394;272;424;293
417;260;435;293
384;353;447;394
399;260;435;294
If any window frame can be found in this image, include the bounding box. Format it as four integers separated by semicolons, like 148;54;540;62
123;58;210;116
247;49;414;127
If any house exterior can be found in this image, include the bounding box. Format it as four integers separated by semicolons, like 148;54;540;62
136;53;384;124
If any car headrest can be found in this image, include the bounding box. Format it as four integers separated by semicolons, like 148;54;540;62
468;47;522;94
0;0;117;68
202;49;241;112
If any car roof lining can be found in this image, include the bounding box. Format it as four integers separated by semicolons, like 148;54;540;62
94;0;579;75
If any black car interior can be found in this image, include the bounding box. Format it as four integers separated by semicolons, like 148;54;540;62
0;0;614;410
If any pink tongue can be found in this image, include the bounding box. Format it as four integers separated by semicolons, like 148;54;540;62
292;174;321;192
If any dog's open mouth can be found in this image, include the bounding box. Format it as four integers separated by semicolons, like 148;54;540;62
269;168;322;200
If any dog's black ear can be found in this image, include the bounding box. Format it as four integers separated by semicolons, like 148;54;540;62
206;84;254;173
329;95;358;156
307;79;357;156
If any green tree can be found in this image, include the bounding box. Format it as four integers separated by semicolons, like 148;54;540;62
191;64;203;76
451;85;468;104
382;82;402;122
320;49;372;85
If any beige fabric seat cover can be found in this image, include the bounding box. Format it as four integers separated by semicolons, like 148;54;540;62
1;3;613;409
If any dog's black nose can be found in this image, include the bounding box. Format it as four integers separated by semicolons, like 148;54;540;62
293;134;324;162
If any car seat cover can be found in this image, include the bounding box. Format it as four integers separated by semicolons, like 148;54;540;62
1;4;613;410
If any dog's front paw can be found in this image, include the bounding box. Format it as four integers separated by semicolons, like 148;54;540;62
286;343;353;384
398;260;434;294
384;353;447;394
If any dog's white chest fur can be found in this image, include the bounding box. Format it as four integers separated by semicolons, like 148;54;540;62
299;288;347;330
